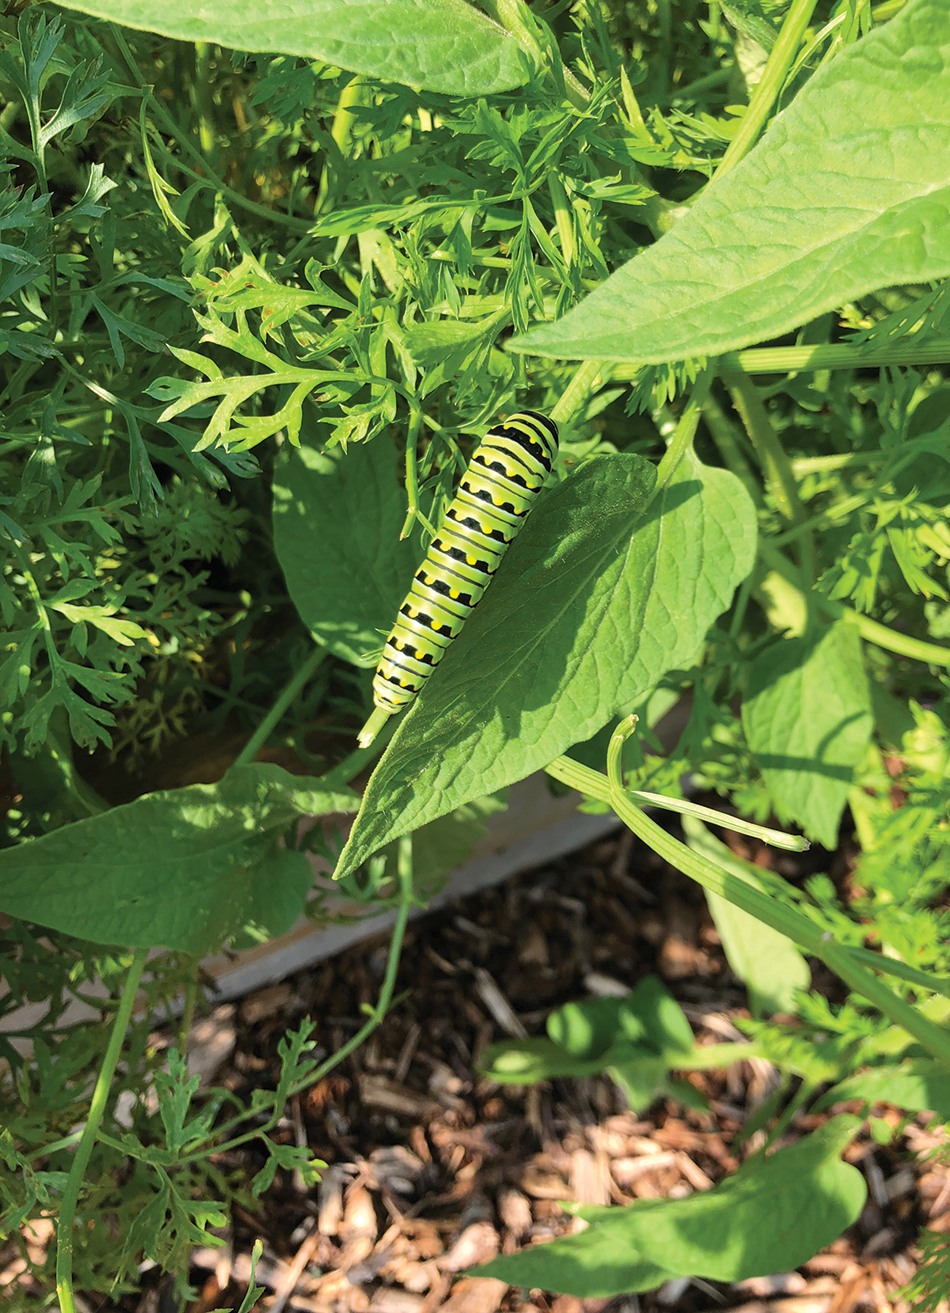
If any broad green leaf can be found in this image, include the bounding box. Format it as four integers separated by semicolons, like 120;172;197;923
272;437;418;665
742;621;873;849
479;1038;609;1084
54;0;531;96
630;975;695;1057
817;1060;950;1116
476;1116;864;1294
548;997;634;1058
607;1055;673;1114
246;847;316;940
511;0;950;363
335;452;757;879
684;816;811;1015
0;765;358;953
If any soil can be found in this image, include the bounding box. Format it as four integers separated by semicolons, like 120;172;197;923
142;823;949;1313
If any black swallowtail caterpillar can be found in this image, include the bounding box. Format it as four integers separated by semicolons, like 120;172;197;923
358;410;559;747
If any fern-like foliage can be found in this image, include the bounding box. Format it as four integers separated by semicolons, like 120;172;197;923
0;14;256;762
901;1228;950;1313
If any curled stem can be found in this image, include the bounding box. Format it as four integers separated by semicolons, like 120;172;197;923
546;732;950;1070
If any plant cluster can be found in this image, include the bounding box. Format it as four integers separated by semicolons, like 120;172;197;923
2;0;950;1308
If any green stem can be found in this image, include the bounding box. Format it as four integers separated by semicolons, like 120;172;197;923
549;360;605;428
611;340;950;378
288;832;414;1095
176;836;415;1163
179;965;198;1054
480;0;590;109
400;404;437;540
626;788;808;852
701;391;761;503
758;541;950;668
108;25;315;233
317;75;365;215
654;366;715;491
547;174;574;268
839;946;950;1000
546;738;950;1070
56;948;149;1313
232;646;326;769
714;0;820;179
761;1077;818;1152
193;42;215;158
722;368;815;584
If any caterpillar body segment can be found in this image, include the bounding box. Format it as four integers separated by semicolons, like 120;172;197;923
358;411;558;748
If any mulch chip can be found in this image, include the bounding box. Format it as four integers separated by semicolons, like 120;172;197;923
6;824;947;1312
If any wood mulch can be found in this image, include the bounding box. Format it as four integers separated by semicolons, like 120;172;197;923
163;825;949;1313
5;820;947;1311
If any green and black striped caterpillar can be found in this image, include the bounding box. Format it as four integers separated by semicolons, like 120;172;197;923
358;410;559;747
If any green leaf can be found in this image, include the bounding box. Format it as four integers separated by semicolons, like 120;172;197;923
629;975;695;1057
53;0;532;96
607;1055;680;1115
683;816;811;1016
0;765;358;953
49;601;149;648
480;1037;609;1084
548;997;633;1059
742;621;873;849
246;847;316;939
511;0;950;362
817;1060;950;1116
154;1050;204;1155
272;436;418;665
335;451;757;879
475;1116;865;1295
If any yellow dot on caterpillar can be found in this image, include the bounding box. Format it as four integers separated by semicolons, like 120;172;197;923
467;555;477;565
432;621;442;631
450;589;459;599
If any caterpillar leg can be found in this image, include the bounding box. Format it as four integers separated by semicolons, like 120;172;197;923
358;705;394;749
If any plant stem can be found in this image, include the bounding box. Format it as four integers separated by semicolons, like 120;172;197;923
232;645;327;769
107;25;315;233
56;948;149;1313
701;391;761;502
610;340;950;377
480;0;590;109
317;75;365;215
400;404;437;540
714;0;820;179
547;174;574;268
839;946;950;1000
546;739;950;1069
625;788;808;851
193;42;215;158
723;368;815;584
179;965;198;1053
654;366;715;491
761;1077;818;1152
550;360;606;427
176;836;415;1162
290;833;414;1093
758;541;950;668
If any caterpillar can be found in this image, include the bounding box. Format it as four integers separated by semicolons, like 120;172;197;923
358;410;559;748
